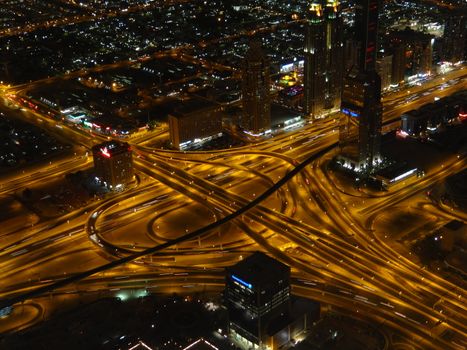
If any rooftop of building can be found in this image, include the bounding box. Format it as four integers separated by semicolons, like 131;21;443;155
128;340;154;350
345;66;381;84
226;251;290;287
92;141;131;157
181;338;219;350
453;90;467;98
271;104;302;126
443;220;465;232
402;110;424;119
390;27;434;41
171;98;220;117
244;40;269;63
92;115;137;131
374;162;417;182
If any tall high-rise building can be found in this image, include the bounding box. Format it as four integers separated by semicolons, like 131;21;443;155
355;0;379;72
376;54;392;91
388;28;433;85
339;68;382;171
304;0;343;119
390;40;405;85
241;41;271;134
442;14;466;63
343;37;360;74
92;141;133;190
338;0;382;173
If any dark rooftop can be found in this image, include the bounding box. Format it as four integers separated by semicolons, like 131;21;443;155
390;27;433;42
402;110;425;119
271;104;302;125
182;338;219;350
171;98;219;117
244;40;268;63
227;251;290;286
374;162;417;181
443;220;465;231
92;115;137;131
92;141;131;157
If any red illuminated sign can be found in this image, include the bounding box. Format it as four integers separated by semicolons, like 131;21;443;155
100;147;111;158
396;129;409;138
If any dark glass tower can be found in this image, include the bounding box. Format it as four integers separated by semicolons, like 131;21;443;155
241;41;271;134
224;252;290;348
304;0;343;119
388;28;433;85
338;0;382;173
355;0;379;72
442;14;466;63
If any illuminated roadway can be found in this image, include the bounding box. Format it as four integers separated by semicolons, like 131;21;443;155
0;67;466;349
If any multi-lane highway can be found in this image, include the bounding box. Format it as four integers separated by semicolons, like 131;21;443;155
0;65;466;349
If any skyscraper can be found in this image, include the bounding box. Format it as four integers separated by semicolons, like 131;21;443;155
304;0;343;119
241;41;271;134
354;0;379;72
338;0;383;173
388;28;433;84
390;39;406;86
339;68;382;171
376;54;392;91
442;13;466;63
343;37;360;74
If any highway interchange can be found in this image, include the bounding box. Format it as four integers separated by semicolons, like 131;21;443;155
0;66;466;349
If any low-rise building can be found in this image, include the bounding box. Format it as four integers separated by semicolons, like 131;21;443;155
168;98;223;150
400;92;467;136
92;141;133;190
401;110;427;136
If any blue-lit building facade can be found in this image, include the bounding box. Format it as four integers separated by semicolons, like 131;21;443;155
224;252;319;350
225;252;290;349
